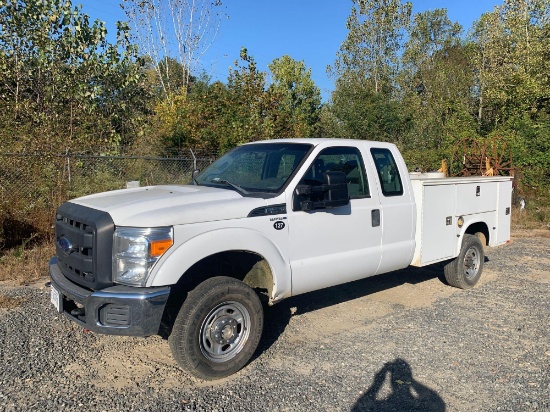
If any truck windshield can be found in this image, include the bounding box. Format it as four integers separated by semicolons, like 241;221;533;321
196;142;312;194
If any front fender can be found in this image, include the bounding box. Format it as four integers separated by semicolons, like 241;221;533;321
147;227;291;303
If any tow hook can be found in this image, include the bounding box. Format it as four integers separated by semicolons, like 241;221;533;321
70;308;85;317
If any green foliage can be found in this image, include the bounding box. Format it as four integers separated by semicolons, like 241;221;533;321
491;115;550;188
471;0;550;128
0;0;149;151
400;10;477;149
224;47;271;147
1;0;549;200
156;49;323;154
465;0;550;190
154;49;271;154
155;76;230;153
331;0;412;95
330;77;410;142
268;55;322;137
400;148;446;172
402;9;462;70
314;104;345;138
327;0;549;197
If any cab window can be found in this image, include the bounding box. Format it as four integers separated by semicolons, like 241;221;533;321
370;148;403;196
299;146;370;199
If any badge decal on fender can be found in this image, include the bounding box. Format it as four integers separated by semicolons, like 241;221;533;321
273;221;285;230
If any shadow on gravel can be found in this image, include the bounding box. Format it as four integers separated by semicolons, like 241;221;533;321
255;265;446;359
352;358;446;411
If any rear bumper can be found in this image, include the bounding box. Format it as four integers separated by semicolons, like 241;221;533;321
49;257;170;337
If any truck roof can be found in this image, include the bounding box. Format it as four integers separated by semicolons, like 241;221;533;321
243;138;395;147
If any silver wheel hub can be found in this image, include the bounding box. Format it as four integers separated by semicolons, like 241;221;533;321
199;301;251;363
212;317;238;344
463;246;480;280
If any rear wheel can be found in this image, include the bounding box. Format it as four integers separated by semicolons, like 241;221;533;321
444;234;484;289
168;276;263;380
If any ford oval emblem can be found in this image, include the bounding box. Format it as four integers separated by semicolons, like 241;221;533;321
57;236;74;255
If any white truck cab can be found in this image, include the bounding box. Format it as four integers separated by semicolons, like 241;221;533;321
49;139;512;379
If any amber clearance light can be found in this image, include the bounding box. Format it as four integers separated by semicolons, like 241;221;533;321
150;238;174;257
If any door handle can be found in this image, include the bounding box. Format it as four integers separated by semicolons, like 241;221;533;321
372;209;380;227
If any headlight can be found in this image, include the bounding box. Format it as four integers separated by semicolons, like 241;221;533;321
113;227;173;286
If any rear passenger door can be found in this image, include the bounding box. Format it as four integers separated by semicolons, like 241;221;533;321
288;146;383;295
370;148;416;273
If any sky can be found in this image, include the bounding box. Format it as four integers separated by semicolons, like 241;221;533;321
78;0;501;101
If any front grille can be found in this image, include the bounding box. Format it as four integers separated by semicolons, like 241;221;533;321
55;202;115;290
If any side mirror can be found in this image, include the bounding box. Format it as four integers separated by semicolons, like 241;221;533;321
323;171;349;206
295;171;349;211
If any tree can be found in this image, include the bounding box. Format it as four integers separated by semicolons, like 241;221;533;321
223;48;270;148
402;9;463;95
122;0;225;100
0;0;147;150
470;10;505;128
157;50;325;153
401;9;476;149
331;0;412;95
155;75;229;153
468;0;550;186
267;55;321;137
156;48;270;153
330;76;410;143
471;0;550;128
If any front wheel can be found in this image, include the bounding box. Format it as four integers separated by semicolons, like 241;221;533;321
168;276;263;380
444;234;484;289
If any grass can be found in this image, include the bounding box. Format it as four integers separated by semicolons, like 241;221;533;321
0;239;50;310
512;187;550;231
512;206;550;230
0;240;54;286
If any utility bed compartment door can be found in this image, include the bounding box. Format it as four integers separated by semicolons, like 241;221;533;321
420;185;456;264
456;182;498;215
494;180;512;246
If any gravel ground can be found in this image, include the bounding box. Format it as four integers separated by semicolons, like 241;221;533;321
0;232;548;411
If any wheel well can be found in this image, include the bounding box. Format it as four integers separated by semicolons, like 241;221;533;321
160;251;274;336
465;222;489;246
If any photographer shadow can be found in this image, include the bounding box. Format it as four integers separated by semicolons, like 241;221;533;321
353;358;446;411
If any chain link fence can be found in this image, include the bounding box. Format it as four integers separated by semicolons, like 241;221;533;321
0;151;215;248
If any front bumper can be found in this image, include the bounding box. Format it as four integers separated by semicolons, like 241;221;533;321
49;257;170;337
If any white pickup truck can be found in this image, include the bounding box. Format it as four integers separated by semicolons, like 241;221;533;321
49;138;512;380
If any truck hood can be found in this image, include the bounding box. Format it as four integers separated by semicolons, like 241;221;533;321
70;185;269;226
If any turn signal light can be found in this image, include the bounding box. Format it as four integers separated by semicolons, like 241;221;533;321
150;239;173;257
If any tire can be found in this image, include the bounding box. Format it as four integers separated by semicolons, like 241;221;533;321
168;276;263;380
444;234;484;289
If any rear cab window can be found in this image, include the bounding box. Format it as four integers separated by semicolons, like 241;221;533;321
370;148;403;196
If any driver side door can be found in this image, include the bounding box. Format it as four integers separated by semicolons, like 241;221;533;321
287;146;383;296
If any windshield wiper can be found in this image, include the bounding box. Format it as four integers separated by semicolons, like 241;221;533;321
211;179;249;195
